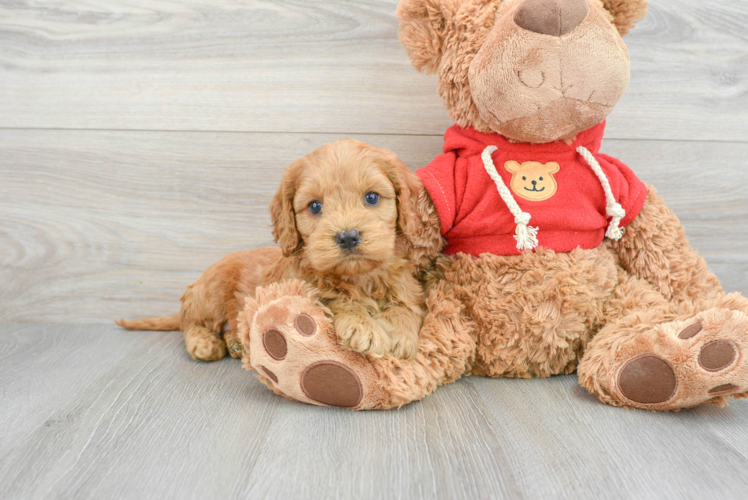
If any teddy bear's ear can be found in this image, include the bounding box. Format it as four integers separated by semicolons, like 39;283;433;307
545;162;560;174
600;0;648;36
397;0;457;74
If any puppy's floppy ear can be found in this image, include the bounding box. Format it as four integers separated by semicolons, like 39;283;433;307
397;0;455;74
380;151;445;266
270;158;304;257
600;0;648;36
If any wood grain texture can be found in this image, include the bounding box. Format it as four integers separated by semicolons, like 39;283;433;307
2;0;747;497
1;129;747;323
0;0;746;141
1;322;748;500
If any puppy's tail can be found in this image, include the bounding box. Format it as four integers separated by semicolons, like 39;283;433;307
115;313;181;332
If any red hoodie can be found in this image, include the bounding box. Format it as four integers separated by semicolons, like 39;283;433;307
416;121;648;257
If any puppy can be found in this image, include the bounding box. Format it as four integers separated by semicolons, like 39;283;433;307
117;139;442;361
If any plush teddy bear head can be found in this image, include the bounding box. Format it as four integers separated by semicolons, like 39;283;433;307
397;0;647;143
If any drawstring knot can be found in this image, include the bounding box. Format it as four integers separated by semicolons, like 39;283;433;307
607;202;626;220
514;212;531;226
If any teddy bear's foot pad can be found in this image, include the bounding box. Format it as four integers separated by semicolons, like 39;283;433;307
300;361;363;407
615;308;748;409
618;355;677;404
248;293;380;409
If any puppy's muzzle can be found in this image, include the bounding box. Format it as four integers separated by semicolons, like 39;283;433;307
335;229;362;250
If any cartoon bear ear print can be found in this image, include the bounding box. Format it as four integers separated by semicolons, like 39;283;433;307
600;0;648;36
545;162;560;174
505;160;521;173
397;0;459;74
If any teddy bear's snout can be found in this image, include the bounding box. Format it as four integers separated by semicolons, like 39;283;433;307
513;0;589;37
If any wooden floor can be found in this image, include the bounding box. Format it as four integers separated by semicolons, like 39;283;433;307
3;323;748;499
1;0;748;498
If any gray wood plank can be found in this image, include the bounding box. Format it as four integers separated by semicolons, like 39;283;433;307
0;323;150;453
0;0;746;141
1;129;746;323
2;322;748;500
0;129;442;323
239;382;521;500
471;375;748;499
0;323;520;500
0;323;281;499
1;0;746;497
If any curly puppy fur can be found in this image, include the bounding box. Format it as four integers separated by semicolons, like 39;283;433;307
117;139;443;361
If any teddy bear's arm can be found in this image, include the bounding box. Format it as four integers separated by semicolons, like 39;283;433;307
610;185;723;303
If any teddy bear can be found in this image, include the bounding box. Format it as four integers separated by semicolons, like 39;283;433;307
238;0;748;411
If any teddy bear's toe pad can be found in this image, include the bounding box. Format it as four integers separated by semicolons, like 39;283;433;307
260;365;278;383
262;328;287;360
709;383;739;394
295;314;317;336
618;355;677;404
677;322;703;339
699;341;737;372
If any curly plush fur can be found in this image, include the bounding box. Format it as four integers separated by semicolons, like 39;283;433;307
118;139;440;362
241;0;748;412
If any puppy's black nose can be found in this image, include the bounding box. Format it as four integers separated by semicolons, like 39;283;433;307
532;180;537;185
335;229;361;250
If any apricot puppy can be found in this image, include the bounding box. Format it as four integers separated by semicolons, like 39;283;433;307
118;139;436;361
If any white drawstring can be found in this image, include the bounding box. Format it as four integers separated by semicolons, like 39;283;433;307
482;146;539;251
482;144;626;250
576;146;625;240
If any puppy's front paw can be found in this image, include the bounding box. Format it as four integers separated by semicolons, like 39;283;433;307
335;315;391;358
391;332;418;360
375;308;422;360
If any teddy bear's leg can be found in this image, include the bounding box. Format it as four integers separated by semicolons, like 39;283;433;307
579;271;748;410
610;186;724;304
237;279;475;410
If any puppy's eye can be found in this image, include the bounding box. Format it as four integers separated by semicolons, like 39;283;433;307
308;200;322;215
539;177;543;181
522;176;526;181
364;192;380;207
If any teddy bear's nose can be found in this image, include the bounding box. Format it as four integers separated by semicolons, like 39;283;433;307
532;180;537;185
513;0;589;36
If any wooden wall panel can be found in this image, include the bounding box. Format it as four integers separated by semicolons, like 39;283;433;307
1;130;746;322
0;0;746;140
